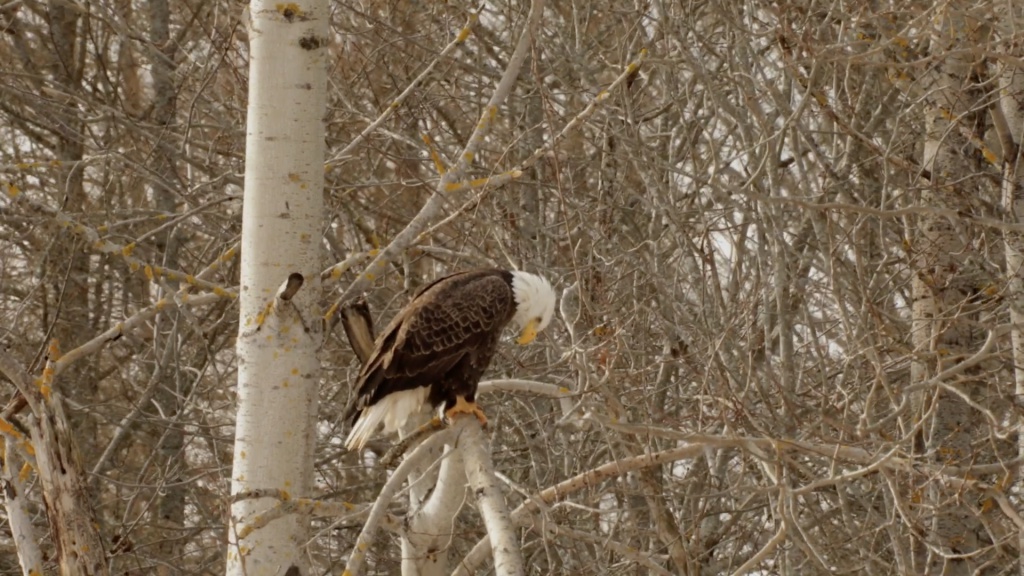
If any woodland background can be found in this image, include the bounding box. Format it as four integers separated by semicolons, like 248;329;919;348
1;0;1023;574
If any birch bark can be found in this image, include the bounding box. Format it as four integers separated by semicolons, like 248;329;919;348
225;1;327;574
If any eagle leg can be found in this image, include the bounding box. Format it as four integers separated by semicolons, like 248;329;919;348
444;395;488;428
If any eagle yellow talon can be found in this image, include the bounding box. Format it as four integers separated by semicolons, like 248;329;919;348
445;396;488;428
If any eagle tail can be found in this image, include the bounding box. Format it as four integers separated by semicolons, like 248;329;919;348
345;387;430;451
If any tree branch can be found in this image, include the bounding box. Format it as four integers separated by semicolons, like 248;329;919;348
522;511;673;576
454;443;706;575
330;0;547;309
1;444;44;576
457;417;524;576
344;429;454;576
326;14;478;167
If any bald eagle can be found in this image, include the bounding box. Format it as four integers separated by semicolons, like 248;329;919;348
344;269;556;451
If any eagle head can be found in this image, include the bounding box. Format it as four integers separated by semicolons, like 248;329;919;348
509;271;557;345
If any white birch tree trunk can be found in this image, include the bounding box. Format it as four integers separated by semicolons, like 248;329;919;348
226;1;327;574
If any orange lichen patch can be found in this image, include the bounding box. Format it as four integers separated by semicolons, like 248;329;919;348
422;133;447;174
275;3;301;16
456;19;475;42
323;301;340;321
0;418;22;438
19;462;32;483
474;106;497;131
256;302;274;326
982;147;998;165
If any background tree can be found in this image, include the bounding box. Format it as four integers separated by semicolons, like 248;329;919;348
225;0;328;575
0;0;1022;574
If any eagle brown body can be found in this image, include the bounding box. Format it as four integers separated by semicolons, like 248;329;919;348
344;269;556;451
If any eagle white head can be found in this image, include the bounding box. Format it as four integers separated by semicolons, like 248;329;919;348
509;271;557;345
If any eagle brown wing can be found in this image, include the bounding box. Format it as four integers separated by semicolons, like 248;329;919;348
346;270;515;421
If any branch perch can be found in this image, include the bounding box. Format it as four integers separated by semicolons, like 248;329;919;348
457;417;524;576
343;429;454;576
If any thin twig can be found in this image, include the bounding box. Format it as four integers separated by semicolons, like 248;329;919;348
331;0;547;308
326;14;479;166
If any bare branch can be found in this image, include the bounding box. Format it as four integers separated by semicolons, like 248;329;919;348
457;417;524;576
326;14;479;166
344;429;454;576
332;0;547;307
455;443;706;575
1;445;43;576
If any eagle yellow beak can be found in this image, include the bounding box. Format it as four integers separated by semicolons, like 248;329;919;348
516;318;540;345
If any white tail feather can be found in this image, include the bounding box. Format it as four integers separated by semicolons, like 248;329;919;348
345;387;430;451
